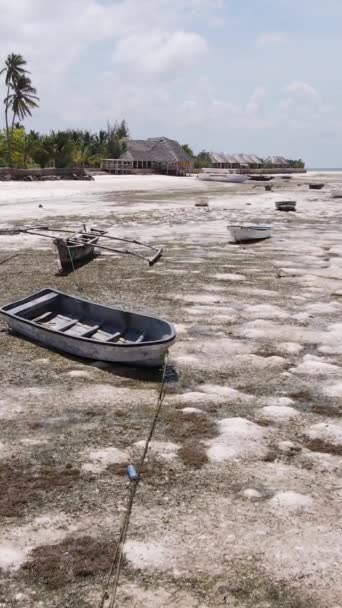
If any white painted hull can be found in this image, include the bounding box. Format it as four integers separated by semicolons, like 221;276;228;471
4;317;173;366
228;225;272;242
0;288;176;368
197;174;249;184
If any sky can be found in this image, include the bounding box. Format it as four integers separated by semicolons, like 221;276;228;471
0;0;341;166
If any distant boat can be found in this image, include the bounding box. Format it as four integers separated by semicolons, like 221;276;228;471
0;289;176;367
249;175;273;182
275;200;296;212
197;171;249;184
309;183;325;190
228;224;272;242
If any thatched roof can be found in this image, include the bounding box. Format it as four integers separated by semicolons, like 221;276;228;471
265;155;288;165
209;152;237;164
120;137;192;163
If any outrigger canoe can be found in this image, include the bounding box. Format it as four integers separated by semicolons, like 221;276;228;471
0;289;176;367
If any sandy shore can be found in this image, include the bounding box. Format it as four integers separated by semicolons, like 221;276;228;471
0;172;342;607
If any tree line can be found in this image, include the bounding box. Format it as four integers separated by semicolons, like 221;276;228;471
0;53;129;168
0;122;129;169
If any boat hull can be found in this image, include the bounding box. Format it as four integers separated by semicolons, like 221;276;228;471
275;201;296;212
197;174;249;184
4;317;172;366
0;289;176;367
54;234;99;272
228;225;272;242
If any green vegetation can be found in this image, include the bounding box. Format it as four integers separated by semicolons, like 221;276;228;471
0;52;129;169
1;53;39;166
287;158;305;169
0;123;130;169
181;146;213;169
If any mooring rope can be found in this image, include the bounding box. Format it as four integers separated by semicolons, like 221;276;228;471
0;253;20;266
67;244;83;292
98;355;169;608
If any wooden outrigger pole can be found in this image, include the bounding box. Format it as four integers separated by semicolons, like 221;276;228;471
20;226;163;268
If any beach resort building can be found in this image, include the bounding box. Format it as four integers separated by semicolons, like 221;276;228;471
101;137;193;175
208;152;290;170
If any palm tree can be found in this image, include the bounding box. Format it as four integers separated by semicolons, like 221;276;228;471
0;53;29;165
5;74;39;165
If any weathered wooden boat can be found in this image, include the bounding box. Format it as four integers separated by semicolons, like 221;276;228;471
309;183;325;190
249;175;273;182
0;289;176;367
228;224;272;242
197;170;249;184
54;228;103;273
21;225;163;270
275;200;296;212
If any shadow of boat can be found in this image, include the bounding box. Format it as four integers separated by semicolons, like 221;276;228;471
5;329;177;383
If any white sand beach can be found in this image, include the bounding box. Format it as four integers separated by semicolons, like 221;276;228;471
0;171;342;606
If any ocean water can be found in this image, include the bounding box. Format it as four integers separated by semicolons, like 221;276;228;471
308;168;342;172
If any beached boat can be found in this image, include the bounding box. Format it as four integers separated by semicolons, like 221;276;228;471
309;183;325;190
197;170;249;184
20;225;163;271
249;175;273;182
275;200;296;212
228;224;272;242
54;228;103;273
0;289;176;367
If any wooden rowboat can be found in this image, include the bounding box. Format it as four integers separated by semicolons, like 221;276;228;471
0;289;176;367
228;224;272;242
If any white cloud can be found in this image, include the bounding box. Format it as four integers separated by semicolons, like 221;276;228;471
257;32;288;47
0;0;340;165
113;31;207;74
285;81;320;101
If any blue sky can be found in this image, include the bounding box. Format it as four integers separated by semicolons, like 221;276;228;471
0;0;341;166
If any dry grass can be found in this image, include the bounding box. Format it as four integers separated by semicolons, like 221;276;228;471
178;440;209;469
312;403;342;417
22;535;115;590
0;463;81;517
163;411;217;442
304;438;342;456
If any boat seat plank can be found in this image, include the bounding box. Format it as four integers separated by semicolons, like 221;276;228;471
9;293;58;316
91;329;112;341
58;319;79;332
106;331;122;343
33;310;55;323
64;323;96;337
79;325;101;338
45;314;74;329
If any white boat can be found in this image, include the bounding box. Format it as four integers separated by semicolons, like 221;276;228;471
0;289;176;367
197;170;249;184
228;224;272;242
